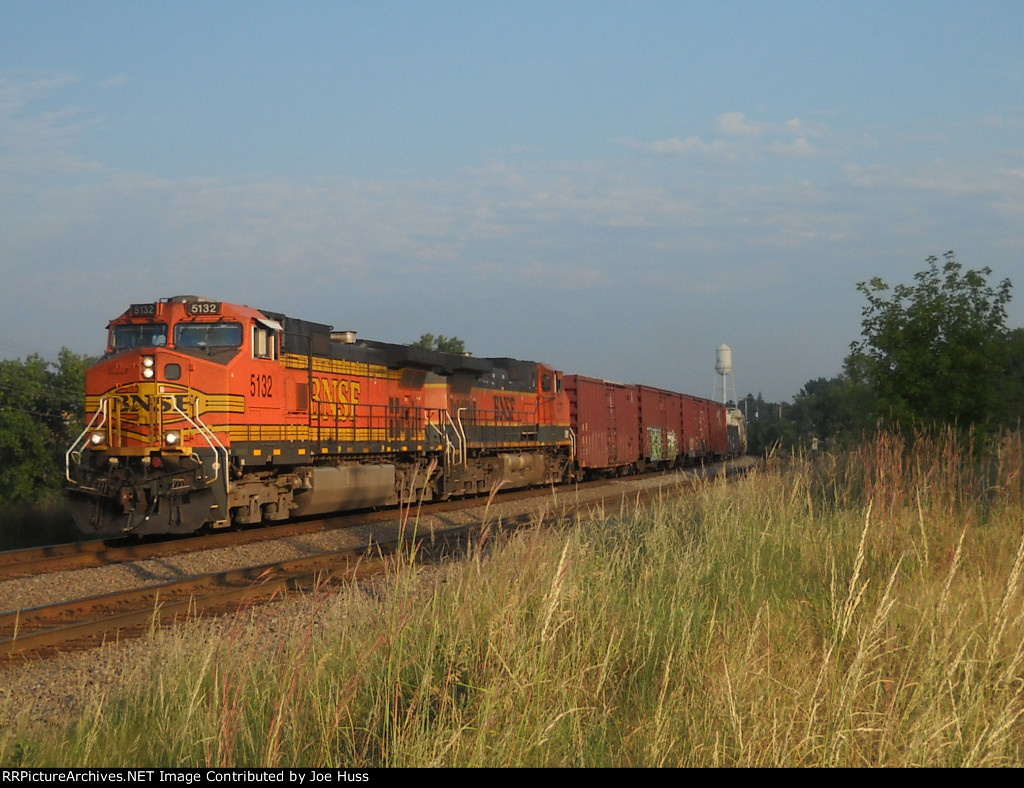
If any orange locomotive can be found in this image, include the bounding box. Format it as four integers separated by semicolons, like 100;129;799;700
66;296;575;537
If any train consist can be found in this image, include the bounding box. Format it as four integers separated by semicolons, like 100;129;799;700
66;296;746;537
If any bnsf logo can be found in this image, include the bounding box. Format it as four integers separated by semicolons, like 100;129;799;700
311;377;361;422
495;395;517;419
116;393;189;413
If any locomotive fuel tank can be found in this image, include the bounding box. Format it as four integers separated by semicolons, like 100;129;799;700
289;464;397;517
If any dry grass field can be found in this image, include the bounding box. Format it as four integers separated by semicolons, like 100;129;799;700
3;430;1024;767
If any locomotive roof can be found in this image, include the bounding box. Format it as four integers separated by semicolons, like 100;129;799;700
114;300;551;386
257;307;545;386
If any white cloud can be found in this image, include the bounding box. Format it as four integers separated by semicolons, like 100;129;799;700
979;113;1024;130
770;137;821;157
620;113;829;162
613;135;740;163
0;71;100;178
845;158;1024;201
716;112;768;136
616;135;723;155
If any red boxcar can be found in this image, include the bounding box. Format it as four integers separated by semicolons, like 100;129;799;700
636;385;684;468
684;395;730;460
704;397;730;458
680;394;709;461
565;375;640;473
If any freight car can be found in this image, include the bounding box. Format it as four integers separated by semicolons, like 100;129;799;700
566;376;737;477
66;296;742;537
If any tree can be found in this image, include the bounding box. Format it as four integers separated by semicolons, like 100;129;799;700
1000;328;1024;427
788;374;875;444
741;392;799;455
847;251;1012;428
411;333;467;354
0;350;92;505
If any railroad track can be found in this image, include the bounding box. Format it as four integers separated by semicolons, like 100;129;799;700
0;457;757;659
0;519;354;582
0;479;618;581
0;511;538;659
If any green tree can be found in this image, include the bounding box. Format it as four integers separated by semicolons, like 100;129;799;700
0;350;91;505
55;348;91;438
788;374;875;445
847;251;1012;429
411;333;467;354
741;392;799;455
1000;328;1024;427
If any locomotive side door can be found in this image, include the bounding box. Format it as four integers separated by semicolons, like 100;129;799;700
249;318;288;433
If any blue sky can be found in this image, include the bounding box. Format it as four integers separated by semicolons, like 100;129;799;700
3;1;1023;401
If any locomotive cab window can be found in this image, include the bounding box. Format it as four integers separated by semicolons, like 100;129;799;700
174;322;243;348
111;323;168;349
253;324;279;360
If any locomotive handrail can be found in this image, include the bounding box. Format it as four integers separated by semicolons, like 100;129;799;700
163;394;229;488
451;408;469;466
426;411;461;468
65;398;109;483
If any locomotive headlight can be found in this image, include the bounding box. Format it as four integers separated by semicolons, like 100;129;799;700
88;432;105;446
164;430;181;447
142;356;155;379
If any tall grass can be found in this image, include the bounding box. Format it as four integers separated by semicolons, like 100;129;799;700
4;430;1024;766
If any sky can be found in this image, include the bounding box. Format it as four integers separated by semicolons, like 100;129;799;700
2;1;1023;402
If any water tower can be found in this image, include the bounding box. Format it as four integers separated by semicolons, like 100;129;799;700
713;344;736;406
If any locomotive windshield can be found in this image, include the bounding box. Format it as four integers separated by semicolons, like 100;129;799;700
111;323;168;349
175;322;243;348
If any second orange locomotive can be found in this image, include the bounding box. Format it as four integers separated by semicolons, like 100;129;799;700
66;296;741;537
